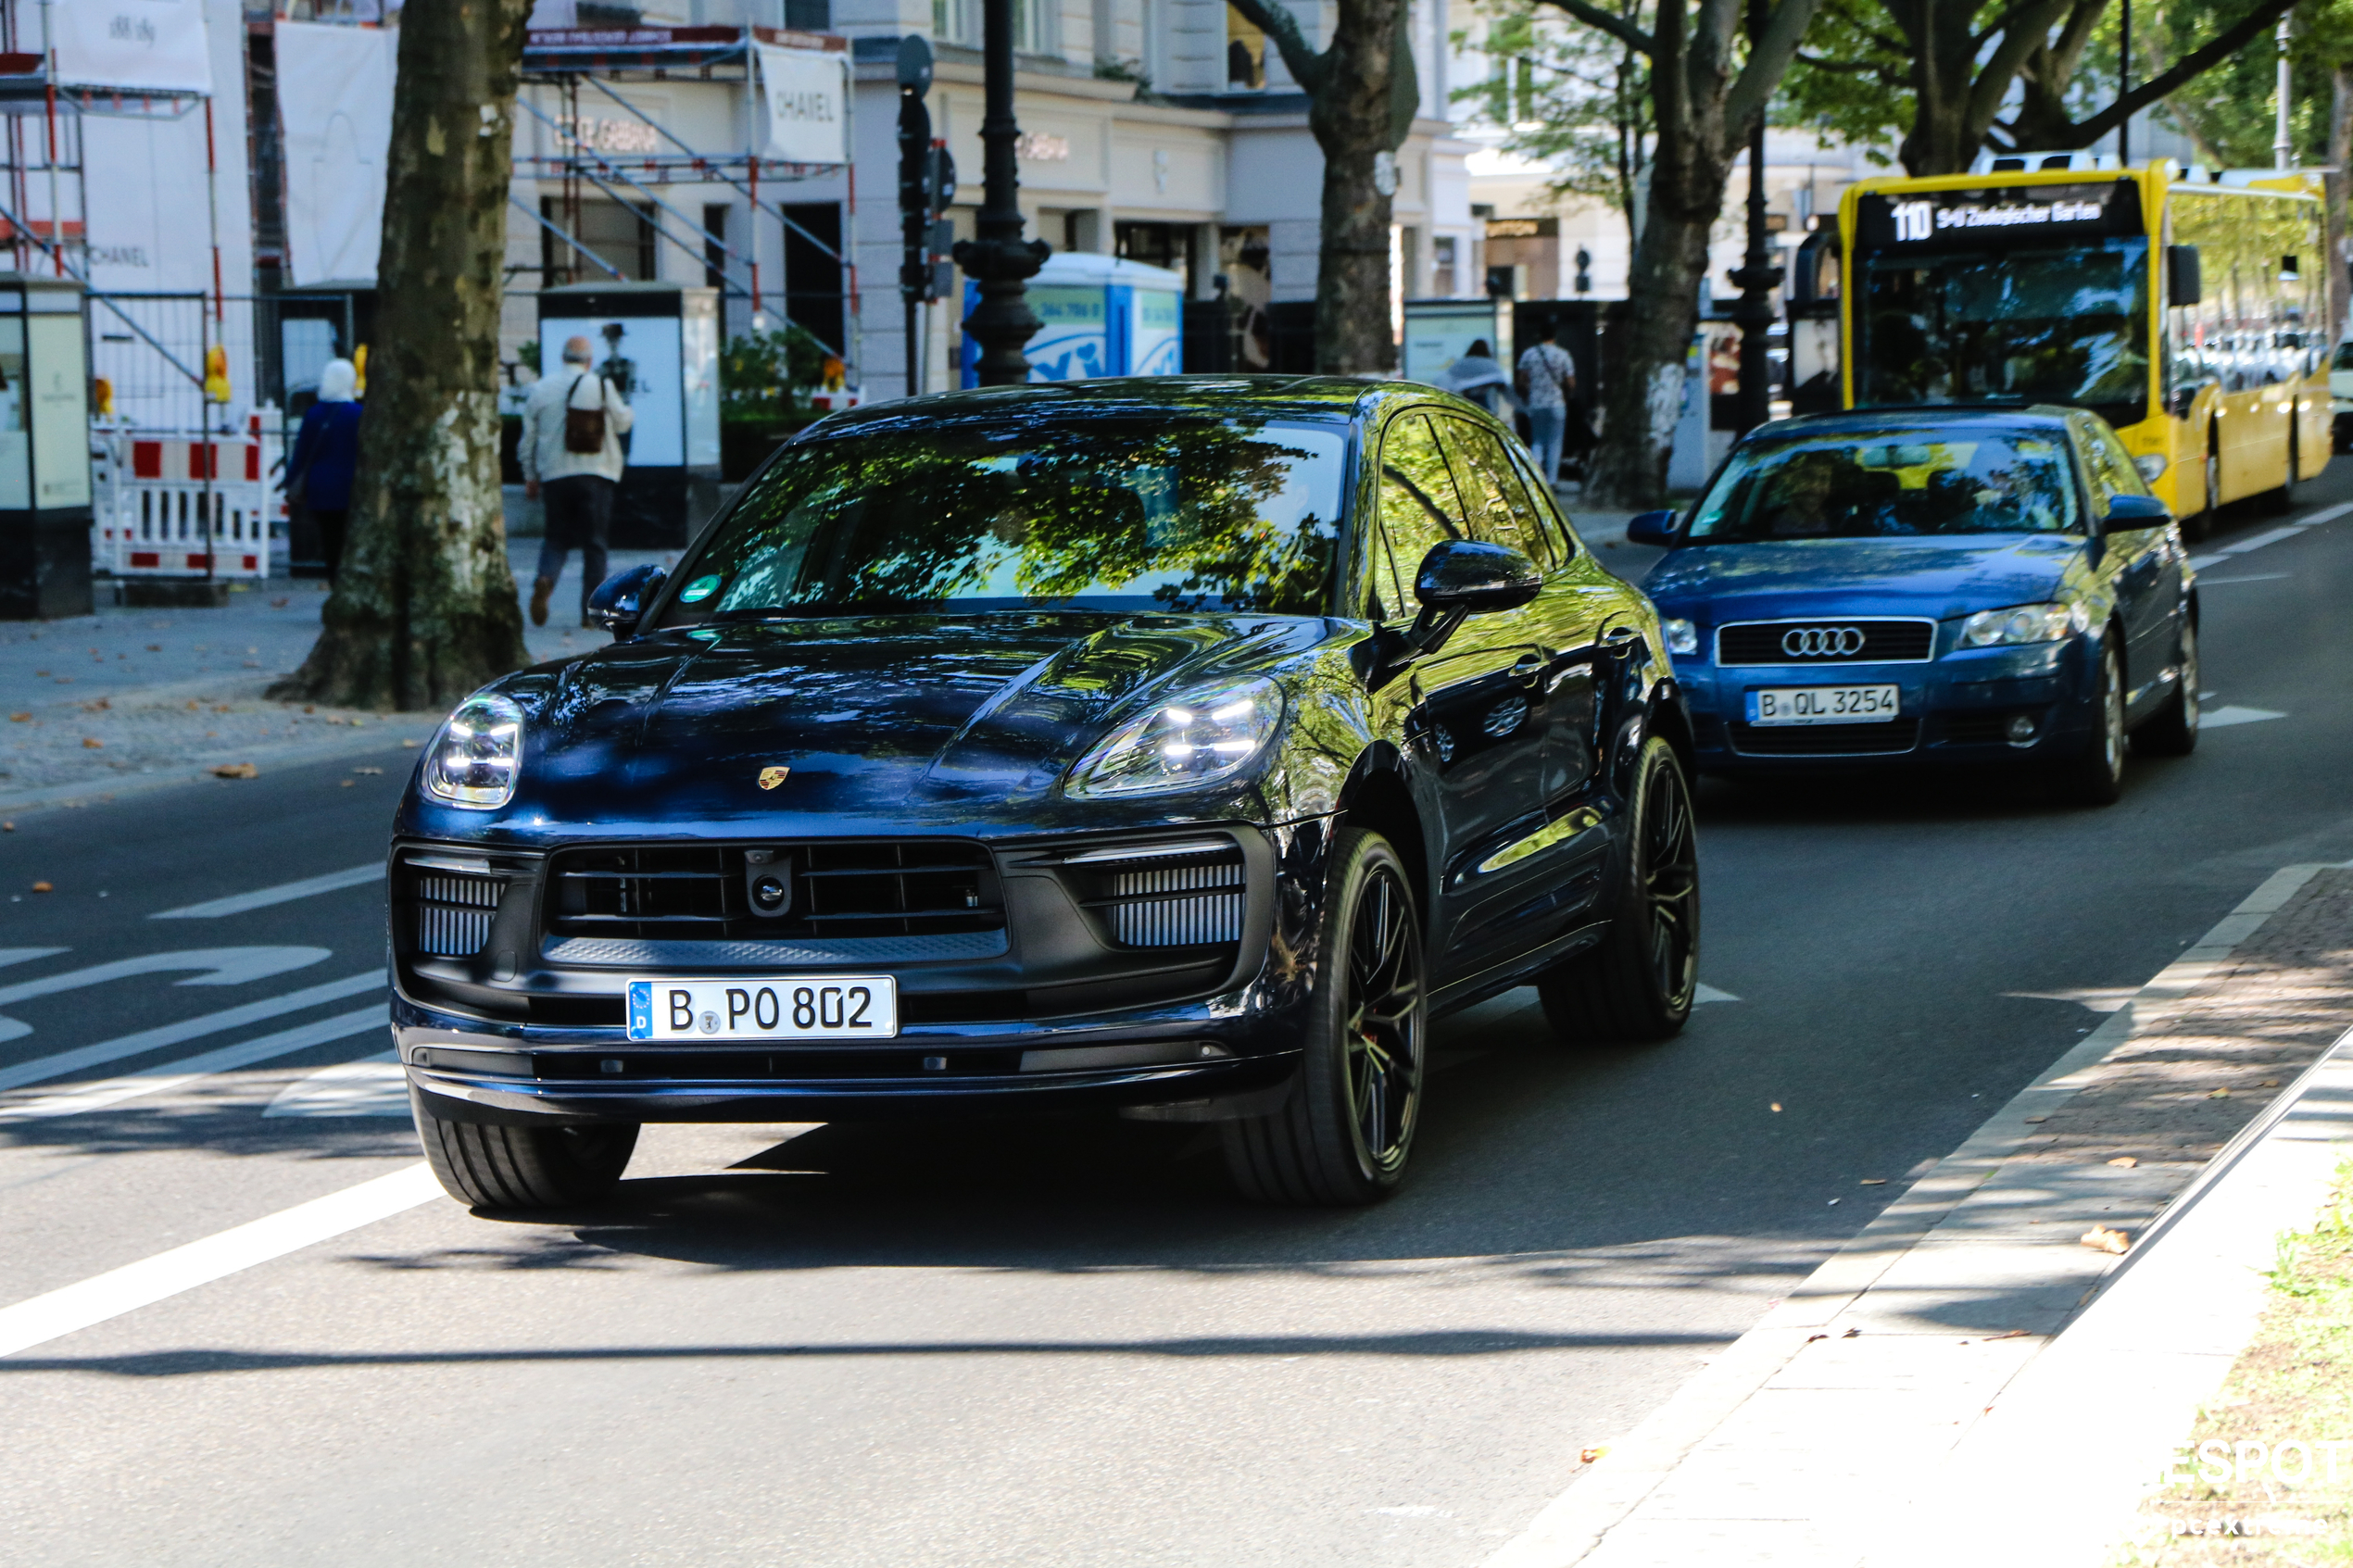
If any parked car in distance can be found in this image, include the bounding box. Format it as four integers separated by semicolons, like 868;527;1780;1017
2332;338;2353;452
393;377;1698;1213
1629;405;2197;803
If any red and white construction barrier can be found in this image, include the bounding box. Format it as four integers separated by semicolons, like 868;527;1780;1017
94;416;285;580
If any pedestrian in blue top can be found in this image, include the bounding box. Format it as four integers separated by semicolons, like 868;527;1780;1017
285;358;363;582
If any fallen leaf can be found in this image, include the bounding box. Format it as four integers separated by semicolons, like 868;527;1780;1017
1770;1101;1782;1112
1860;1178;1886;1185
211;704;230;713
208;762;258;780
32;670;46;676
146;644;161;651
1578;1446;1609;1464
339;779;354;788
7;712;26;722
2259;1079;2280;1087
2023;1115;2048;1123
1985;1329;2030;1340
2080;1225;2130;1255
1806;1333;1830;1343
401;738;420;748
2108;1156;2138;1168
271;597;288;608
304;704;315;714
184;699;199;710
2207;1086;2231;1098
1842;1327;1860;1337
351;765;384;775
84;696;108;710
30;880;51;893
1;822;12;831
80;737;101;749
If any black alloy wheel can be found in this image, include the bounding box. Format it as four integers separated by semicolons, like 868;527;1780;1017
411;1087;641;1210
2051;638;2127;806
2131;615;2199;757
1222;827;1426;1206
1538;734;1699;1044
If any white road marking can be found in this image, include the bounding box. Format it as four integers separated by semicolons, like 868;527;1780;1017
0;1006;388;1122
0;948;67;971
0;1162;442;1358
263;1050;406;1119
2201;705;2287;729
2298;500;2353;526
2187;553;2226;570
2193;572;2290;584
0;947;332;1045
0;971;384;1095
151;864;383;921
2217;523;2309;556
1694;984;1741;1004
2007;985;2138;1013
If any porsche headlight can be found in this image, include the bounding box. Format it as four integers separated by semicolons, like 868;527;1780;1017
424;693;523;809
1662;618;1699;656
1957;602;2087;649
1064;678;1285;799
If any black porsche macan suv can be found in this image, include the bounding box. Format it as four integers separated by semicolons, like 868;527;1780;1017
393;377;1699;1210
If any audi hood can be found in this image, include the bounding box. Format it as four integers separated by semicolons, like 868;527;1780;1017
1642;533;2092;625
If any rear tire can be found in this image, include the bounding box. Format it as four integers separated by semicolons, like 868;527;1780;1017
2049;639;2126;806
410;1086;639;1210
2269;426;2303;514
2131;615;2199;757
1221;827;1426;1207
1537;735;1699;1045
2186;437;2221;542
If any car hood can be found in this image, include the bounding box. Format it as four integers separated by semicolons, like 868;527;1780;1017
463;612;1319;834
1641;533;2089;622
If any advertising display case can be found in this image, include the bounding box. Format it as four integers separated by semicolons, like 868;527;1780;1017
960;253;1185;385
537;282;722;547
0;276;94;620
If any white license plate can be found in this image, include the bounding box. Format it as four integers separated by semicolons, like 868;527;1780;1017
625;976;899;1041
1746;684;1901;725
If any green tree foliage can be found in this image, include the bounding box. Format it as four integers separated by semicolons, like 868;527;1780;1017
720;324;834;426
2145;0;2351;165
1457;2;1656;237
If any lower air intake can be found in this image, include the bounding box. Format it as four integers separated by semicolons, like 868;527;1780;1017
1110;858;1245;947
416;872;502;957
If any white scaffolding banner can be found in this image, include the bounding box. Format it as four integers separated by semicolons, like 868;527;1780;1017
276;20;396;286
755;44;847;166
50;0;214;94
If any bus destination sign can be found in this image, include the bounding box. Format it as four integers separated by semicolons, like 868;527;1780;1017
1856;181;2142;252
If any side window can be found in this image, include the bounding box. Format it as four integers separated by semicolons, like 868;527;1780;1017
2072;418;2145;517
1501;440;1579;562
1374;412;1468;619
1437;416;1554;569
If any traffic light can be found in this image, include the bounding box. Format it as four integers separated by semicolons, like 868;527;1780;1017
897;37;933;307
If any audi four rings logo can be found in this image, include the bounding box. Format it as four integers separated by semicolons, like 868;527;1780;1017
1781;626;1867;657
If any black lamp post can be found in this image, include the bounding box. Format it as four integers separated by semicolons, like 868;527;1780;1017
1728;0;1780;434
950;0;1048;385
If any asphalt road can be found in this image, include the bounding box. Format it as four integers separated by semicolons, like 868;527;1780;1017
4;470;2351;1567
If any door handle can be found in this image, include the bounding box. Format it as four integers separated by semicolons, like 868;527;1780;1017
1600;624;1643;657
1513;651;1544;682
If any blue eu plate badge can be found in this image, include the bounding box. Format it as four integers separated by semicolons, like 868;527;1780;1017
627;981;654;1039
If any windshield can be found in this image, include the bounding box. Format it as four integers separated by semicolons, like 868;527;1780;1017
657;414;1347;622
1686;428;2082;543
1855;239;2150;428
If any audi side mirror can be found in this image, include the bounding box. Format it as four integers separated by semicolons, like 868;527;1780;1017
586;563;667;638
1625;508;1680;546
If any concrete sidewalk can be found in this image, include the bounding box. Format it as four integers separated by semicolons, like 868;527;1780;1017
1486;863;2353;1566
0;541;674;812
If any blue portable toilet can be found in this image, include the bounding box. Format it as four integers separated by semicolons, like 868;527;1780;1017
962;252;1185;386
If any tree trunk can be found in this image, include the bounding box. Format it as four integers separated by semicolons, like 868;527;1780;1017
1308;0;1406;374
272;0;534;711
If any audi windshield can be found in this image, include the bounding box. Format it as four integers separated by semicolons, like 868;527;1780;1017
1685;429;2082;543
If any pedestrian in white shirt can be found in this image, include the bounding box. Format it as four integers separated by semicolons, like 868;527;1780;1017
1516;324;1577;485
520;335;635;627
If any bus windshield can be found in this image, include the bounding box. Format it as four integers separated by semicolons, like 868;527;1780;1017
1854;238;2150;428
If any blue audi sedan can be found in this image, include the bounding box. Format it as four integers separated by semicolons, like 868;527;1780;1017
1630;406;2196;803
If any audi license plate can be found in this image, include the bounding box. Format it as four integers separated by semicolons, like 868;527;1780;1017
625;976;899;1041
1746;684;1900;726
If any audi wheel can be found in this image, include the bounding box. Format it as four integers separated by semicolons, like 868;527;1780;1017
2050;639;2126;806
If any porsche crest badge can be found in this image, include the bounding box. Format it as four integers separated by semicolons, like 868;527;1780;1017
758;766;789;790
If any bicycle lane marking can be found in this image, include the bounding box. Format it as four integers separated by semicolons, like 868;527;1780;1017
0;971;384;1095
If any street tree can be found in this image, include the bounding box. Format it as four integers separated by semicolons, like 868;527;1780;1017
1531;0;1821;506
1224;0;1419;373
273;0;535;711
1782;0;2299;175
1461;2;1655;248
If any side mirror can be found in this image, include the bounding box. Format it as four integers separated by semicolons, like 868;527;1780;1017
1625;508;1680;546
2104;494;2171;529
586;563;666;637
2166;245;2202;307
1415;539;1541;616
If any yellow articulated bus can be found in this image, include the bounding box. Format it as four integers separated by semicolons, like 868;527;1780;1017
1838;159;2329;534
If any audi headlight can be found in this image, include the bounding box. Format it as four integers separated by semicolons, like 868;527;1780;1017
1662;618;1699;657
1957;602;2087;649
1064;678;1285;799
424;693;523;809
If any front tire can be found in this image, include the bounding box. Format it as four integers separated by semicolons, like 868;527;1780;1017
2050;638;2126;805
1538;735;1699;1044
1221;827;1426;1206
410;1086;640;1210
2131;615;2199;757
